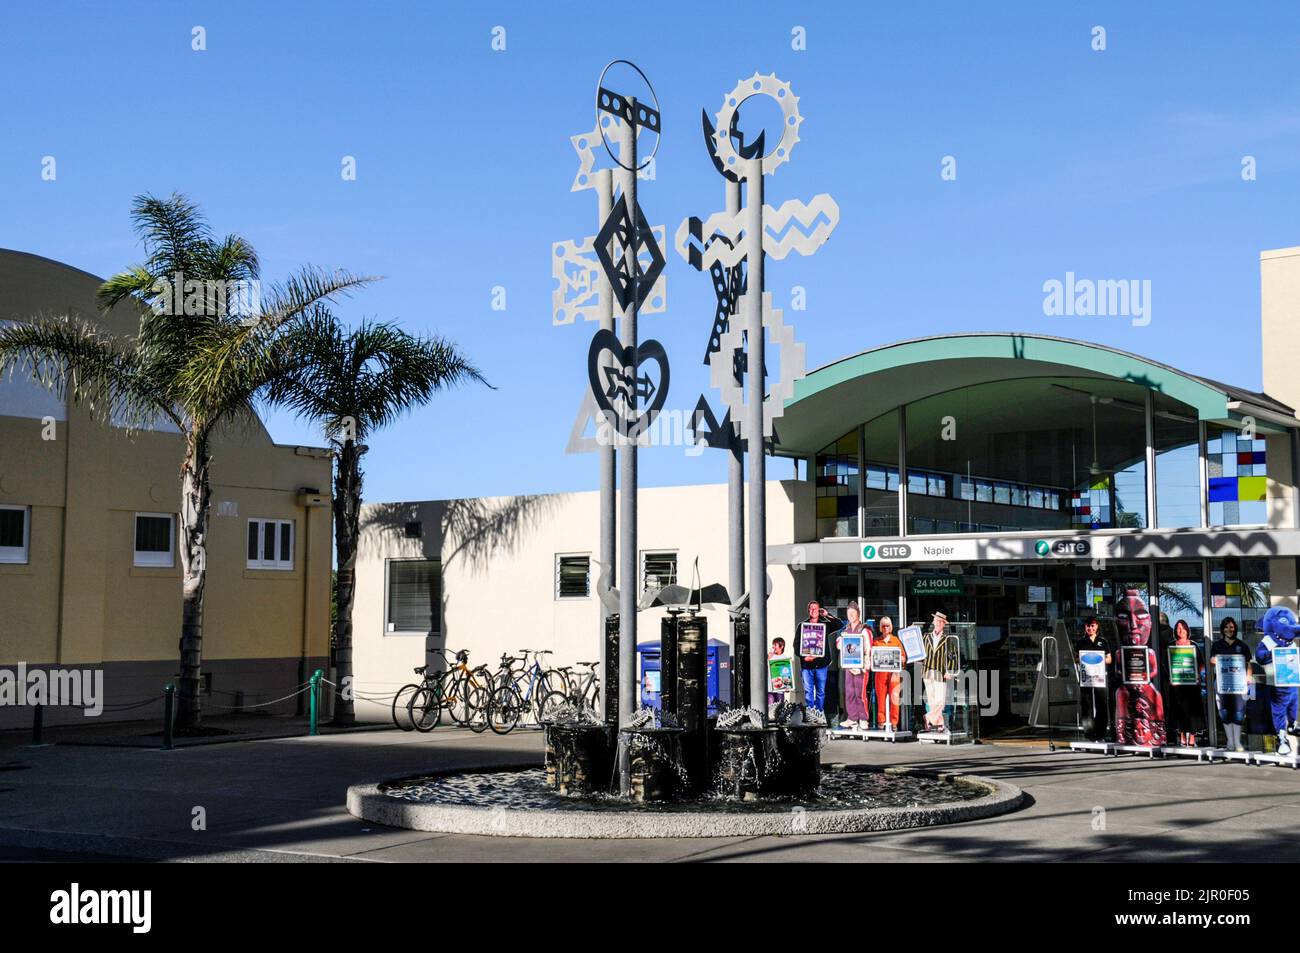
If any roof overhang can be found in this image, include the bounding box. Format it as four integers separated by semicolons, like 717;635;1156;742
774;333;1296;457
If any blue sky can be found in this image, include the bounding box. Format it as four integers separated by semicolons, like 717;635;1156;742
3;1;1300;503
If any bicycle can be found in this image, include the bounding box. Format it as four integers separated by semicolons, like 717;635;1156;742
537;660;602;724
409;650;492;733
487;649;567;734
392;665;434;731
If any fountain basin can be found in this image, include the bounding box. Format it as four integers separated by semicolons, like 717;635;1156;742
544;723;614;797
347;763;1026;839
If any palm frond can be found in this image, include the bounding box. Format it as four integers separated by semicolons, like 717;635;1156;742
0;315;178;431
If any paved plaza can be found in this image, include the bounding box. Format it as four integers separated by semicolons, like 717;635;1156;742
1;725;1296;862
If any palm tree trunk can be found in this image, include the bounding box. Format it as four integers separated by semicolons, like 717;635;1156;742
177;431;212;730
331;440;362;725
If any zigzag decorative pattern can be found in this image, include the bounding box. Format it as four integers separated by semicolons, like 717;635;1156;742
761;194;840;260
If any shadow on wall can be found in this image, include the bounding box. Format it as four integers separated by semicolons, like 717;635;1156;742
359;494;567;573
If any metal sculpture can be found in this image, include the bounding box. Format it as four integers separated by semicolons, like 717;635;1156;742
676;71;838;716
554;61;670;795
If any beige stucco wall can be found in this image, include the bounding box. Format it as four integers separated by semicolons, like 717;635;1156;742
0;250;332;707
351;481;810;718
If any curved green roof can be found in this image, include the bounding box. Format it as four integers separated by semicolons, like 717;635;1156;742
775;332;1293;456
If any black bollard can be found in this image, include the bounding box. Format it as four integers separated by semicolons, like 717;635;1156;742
162;683;175;751
31;704;42;746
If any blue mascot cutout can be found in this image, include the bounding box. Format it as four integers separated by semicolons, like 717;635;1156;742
1257;606;1300;756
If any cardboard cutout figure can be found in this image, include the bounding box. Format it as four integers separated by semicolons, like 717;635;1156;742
1256;606;1300;755
1113;589;1166;747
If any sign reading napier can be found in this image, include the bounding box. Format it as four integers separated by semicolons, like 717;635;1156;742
860;536;1110;563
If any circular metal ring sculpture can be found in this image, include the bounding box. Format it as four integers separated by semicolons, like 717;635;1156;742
596;58;661;172
710;72;803;177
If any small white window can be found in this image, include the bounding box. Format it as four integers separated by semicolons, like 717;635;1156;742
134;513;175;567
555;553;591;599
247;518;294;570
641;550;678;596
0;505;30;564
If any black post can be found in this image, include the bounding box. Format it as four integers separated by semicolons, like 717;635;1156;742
162;683;175;751
731;615;750;710
31;704;42;746
677;614;709;793
660;612;679;718
603;613;620;724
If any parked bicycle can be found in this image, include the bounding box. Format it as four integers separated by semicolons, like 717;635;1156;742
407;650;492;733
392;664;433;732
536;660;602;724
486;649;568;734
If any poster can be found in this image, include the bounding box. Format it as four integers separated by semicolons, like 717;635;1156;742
898;624;926;664
839;634;865;669
1078;650;1107;689
799;622;826;658
1214;654;1247;696
767;658;795;692
1167;645;1199;686
1121;645;1150;686
871;645;903;672
1274;645;1300;688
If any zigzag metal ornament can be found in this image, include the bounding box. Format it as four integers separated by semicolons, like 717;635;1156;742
596;194;666;313
674;194;840;272
552;227;667;325
710;293;805;440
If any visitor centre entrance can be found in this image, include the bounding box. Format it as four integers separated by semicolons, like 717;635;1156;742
811;558;1270;744
767;333;1300;750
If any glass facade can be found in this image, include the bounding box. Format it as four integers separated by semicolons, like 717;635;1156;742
814;431;859;538
904;377;1148;535
813;378;1287;541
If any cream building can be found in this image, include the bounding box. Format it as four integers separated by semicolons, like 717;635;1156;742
0;249;333;728
351;482;811;720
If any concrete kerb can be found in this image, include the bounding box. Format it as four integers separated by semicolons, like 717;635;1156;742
346;762;1027;839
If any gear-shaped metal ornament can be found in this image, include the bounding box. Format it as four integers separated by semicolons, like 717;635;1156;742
710;72;803;178
710;293;806;439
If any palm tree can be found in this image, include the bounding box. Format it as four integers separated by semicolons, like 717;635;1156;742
267;308;487;724
0;193;372;729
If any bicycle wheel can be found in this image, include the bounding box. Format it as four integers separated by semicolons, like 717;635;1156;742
408;686;441;732
583;678;602;714
392;683;420;731
446;673;470;725
531;671;568;724
489;685;523;735
538;689;570;724
466;683;491;733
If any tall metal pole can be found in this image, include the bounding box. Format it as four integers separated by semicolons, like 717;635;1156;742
726;177;745;618
617;108;639;792
597;168;617;606
743;157;767;714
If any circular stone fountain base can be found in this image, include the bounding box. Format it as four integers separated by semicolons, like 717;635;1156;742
347;763;1026;839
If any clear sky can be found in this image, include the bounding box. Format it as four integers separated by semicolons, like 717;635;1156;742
4;1;1300;504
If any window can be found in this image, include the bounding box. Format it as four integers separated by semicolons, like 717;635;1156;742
555;554;591;599
0;505;29;564
387;559;441;633
641;550;678;595
134;513;175;567
815;430;860;538
247;518;294;570
1206;424;1268;527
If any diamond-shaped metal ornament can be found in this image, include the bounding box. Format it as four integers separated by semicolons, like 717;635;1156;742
595;194;665;312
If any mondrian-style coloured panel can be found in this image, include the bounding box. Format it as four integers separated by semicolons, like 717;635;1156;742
1207;427;1267;525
